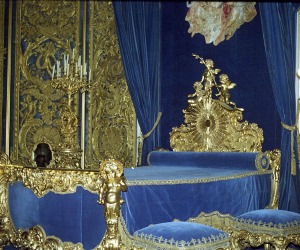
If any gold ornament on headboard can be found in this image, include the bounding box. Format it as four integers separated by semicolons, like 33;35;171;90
170;54;263;152
50;48;92;169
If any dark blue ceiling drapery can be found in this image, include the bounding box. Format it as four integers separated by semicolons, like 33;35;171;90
260;2;300;212
113;2;161;166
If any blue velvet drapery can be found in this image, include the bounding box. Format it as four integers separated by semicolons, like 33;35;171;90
259;3;300;212
113;2;161;166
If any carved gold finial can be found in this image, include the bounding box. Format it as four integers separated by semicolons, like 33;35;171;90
97;159;128;250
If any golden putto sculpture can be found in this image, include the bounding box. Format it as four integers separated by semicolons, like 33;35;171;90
50;48;92;169
97;159;128;250
170;54;263;152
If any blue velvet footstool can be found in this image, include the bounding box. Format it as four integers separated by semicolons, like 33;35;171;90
132;221;229;249
230;209;300;250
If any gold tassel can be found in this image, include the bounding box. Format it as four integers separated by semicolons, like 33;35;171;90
281;121;297;175
137;112;162;166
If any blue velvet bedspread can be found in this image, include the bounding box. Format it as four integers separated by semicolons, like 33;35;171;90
122;152;272;234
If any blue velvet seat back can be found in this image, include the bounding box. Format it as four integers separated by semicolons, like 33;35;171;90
8;182;106;249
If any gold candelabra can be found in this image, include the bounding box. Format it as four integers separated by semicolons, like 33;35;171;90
51;49;91;169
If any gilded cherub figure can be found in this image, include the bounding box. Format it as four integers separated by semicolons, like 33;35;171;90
193;54;221;98
216;74;243;111
187;80;204;107
267;149;281;209
98;159;128;249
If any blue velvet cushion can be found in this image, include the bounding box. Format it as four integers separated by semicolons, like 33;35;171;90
133;221;229;249
234;209;300;237
147;151;268;171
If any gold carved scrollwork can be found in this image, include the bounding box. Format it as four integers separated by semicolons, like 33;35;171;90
266;149;281;210
12;1;136;169
170;55;263;152
13;0;80;166
87;2;136;168
230;230;300;250
11;225;83;250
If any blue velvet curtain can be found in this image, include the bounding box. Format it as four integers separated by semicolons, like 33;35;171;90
113;2;161;166
259;3;300;211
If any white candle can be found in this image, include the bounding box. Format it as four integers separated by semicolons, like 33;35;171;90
78;55;81;67
66;54;69;65
67;64;69;76
52;65;55;79
84;62;87;75
56;61;59;77
64;55;66;74
89;69;91;81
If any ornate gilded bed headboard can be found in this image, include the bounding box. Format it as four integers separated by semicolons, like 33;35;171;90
170;54;263;152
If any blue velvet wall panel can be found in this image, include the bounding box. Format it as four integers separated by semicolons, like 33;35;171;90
160;2;281;152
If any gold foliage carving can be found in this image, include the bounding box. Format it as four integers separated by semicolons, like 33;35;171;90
11;225;83;250
170;55;263;152
14;0;80;166
11;1;136;169
230;230;300;250
87;1;136;168
2;165;102;197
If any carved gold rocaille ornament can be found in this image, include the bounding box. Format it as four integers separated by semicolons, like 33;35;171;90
87;1;136;168
13;0;80;166
11;1;136;169
170;55;263;152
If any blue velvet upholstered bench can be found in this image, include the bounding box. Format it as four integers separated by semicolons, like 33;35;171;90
131;221;230;249
230;209;300;250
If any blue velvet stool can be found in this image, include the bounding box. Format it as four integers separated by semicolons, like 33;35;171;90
230;209;300;250
132;221;229;249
